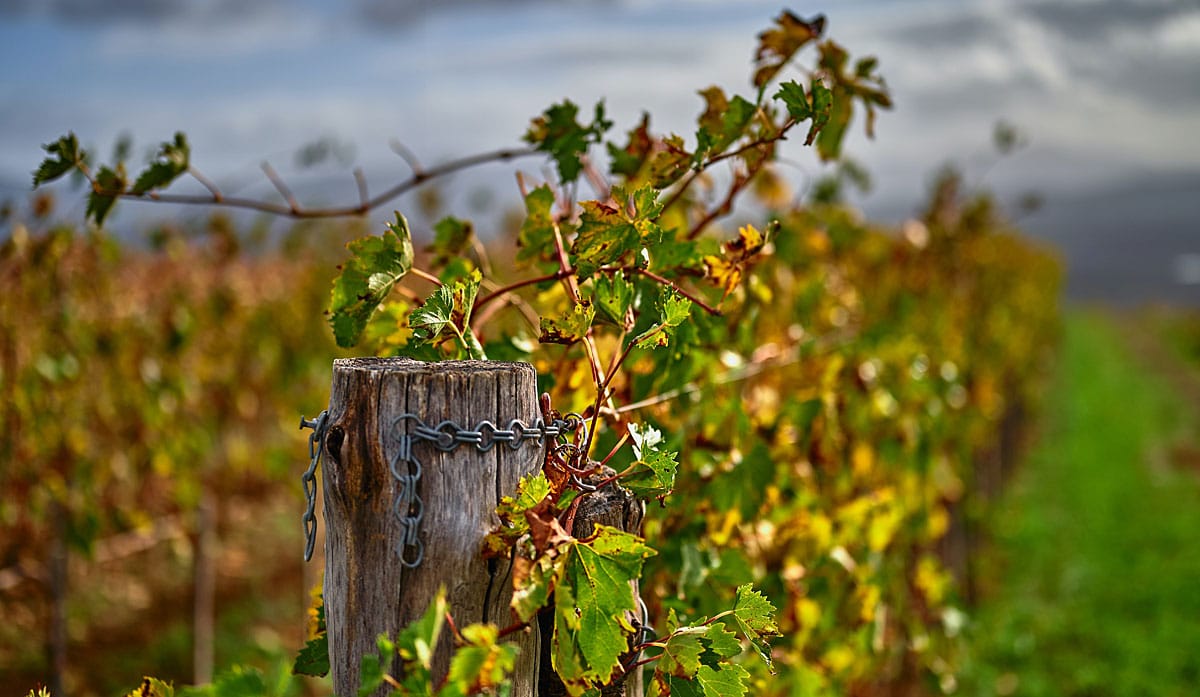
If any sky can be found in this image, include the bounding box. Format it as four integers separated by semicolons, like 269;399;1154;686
1;0;1198;303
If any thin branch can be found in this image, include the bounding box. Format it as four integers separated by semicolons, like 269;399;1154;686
627;267;721;316
353;167;369;209
409;267;443;286
686;156;767;240
656;117;796;221
603;330;856;416
261;161;300;213
389;139;425;174
475;269;574;311
99;146;539;219
187;166;223;201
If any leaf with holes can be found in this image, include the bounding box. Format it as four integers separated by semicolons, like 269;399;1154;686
32;132;82;187
132;132;189;195
328;213;414;348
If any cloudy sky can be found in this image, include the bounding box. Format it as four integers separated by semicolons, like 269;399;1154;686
1;0;1197;302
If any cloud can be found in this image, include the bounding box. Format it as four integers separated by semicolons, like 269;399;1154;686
1;0;288;26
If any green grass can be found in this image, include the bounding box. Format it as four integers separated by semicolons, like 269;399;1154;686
960;312;1200;697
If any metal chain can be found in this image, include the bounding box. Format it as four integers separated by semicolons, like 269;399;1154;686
300;408;584;567
298;410;330;563
388;413;583;568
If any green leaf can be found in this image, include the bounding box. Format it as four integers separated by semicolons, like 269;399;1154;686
703;623;742;659
592;272;635;328
658;628;706;677
572;186;663;280
633;290;693;349
409;270;482;358
621;449;678;499
292;634;330;677
732;584;778;636
429;216;474;265
491;472;555;547
524;100;611;182
805;81;834;147
774;81;811;121
517;185;559;264
87;164;126;227
132;132;189;195
552;526;656;695
695;663;750;697
731;584;778;669
443;623;519;696
539;300;595;345
32;132;81;187
328;213;415;348
815;86;851;161
396;588;446;670
126;678;175;697
607;113;652;178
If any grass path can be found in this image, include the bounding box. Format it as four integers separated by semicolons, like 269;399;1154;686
960;312;1200;696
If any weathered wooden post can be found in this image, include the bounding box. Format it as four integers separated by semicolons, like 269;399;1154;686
319;358;543;696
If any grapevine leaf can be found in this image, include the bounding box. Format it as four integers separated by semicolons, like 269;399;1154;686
633;290;692;349
328;213;414;348
773;81;812;121
517;185;558;264
695;663;751;697
553;526;656;694
805;81;834;147
524;100;611;182
292;635;330;677
489;472;555;550
592;273;635;329
647;134;692;189
395;588;446;671
540;300;595;345
622;449;678;499
131;132;189;195
356;635;394;697
410;286;453;340
87;164;126;227
753;11;826;88
650;674;703;697
658;628;706;677
704;623;742;659
512;549;560;623
608;113;653;178
573;201;640;280
429;216;474;265
410;270;482;358
815;86;851;161
733;584;778;635
444;623;519;696
703;224;768;297
126;678;174;697
32;132;81;187
732;583;779;668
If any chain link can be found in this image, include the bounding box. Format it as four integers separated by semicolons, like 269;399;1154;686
298;410;329;563
300;408;583;567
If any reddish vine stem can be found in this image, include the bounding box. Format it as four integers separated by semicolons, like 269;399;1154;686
686;154;768;240
655;117;796;221
627;267;720;316
93;146;539;219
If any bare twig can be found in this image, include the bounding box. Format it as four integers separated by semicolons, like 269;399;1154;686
187;166;223;201
353;167;369;209
97;146;539;219
627;267;721;316
261;161;300;213
389;139;425;174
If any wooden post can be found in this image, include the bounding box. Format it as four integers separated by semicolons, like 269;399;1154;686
321;358;542;697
